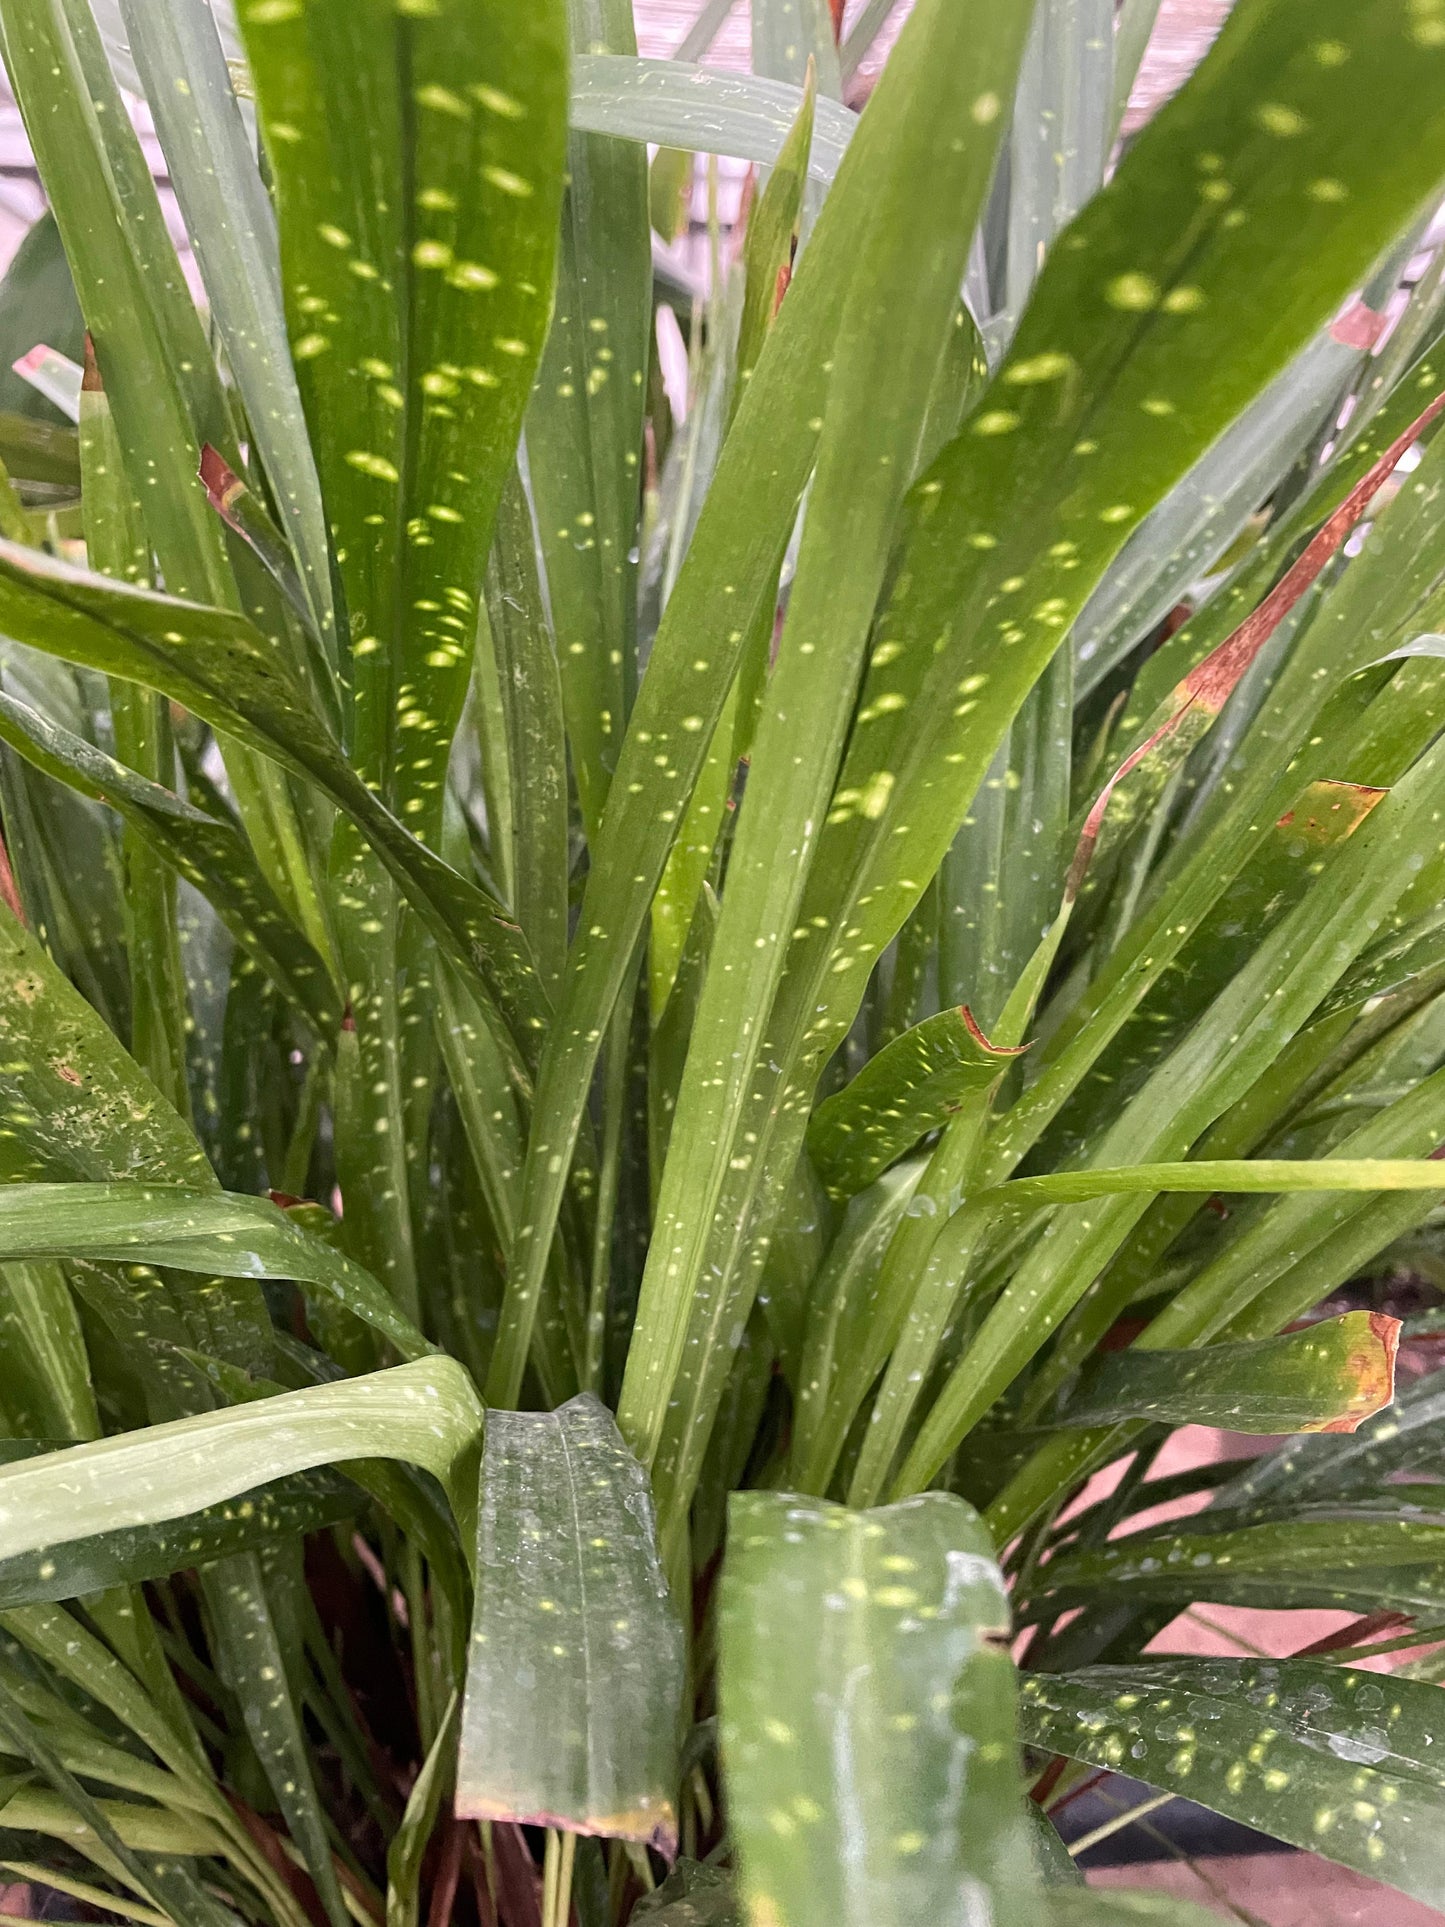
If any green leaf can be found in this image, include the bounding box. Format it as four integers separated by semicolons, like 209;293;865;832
456;1393;683;1850
481;468;570;996
633;1860;739;1925
0;897;210;1185
1023;1514;1445;1619
1021;1659;1445;1910
0;537;547;1069
666;1;1445;1535
806;1007;1025;1201
0;214;84;428
117;0;335;656
0;687;339;1040
0;1468;358;1610
1058;1310;1401;1435
0;1356;480;1564
0;1673;233;1927
204;1550;349;1927
387;1692;459;1927
569;55;852;185
526;0;650;841
615;0;1033;1494
239;0;569;844
1048;1896;1224;1927
0;412;79;489
752;0;841;97
0;1182;429;1362
719;1490;1037;1927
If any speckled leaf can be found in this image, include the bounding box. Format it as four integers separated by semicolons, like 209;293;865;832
0;686;338;1040
0;1357;481;1565
1020;1660;1445;1910
0;1182;428;1361
239;0;568;844
569;55;852;184
116;0;334;656
614;0;1445;1548
0;1468;358;1610
633;1862;739;1925
0;536;547;1067
456;1393;683;1849
719;1490;1036;1927
0;898;210;1186
1022;1514;1445;1621
806;1007;1025;1200
526;0;650;840
1059;1310;1400;1435
204;1549;348;1927
655;0;1445;1535
481;467;569;995
616;0;1032;1486
1042;777;1387;1170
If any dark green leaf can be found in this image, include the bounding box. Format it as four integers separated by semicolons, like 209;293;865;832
240;0;569;844
0;1469;358;1610
1021;1660;1445;1910
0;687;339;1040
806;1007;1025;1200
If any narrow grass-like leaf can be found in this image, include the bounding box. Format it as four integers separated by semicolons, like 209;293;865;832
1021;1660;1445;1909
116;0;334;656
806;1008;1025;1201
387;1692;458;1927
0;1357;480;1563
482;470;569;996
456;1394;682;1850
488;0;889;1403
0;688;338;1040
569;56;852;186
205;1552;349;1927
615;0;1033;1481
526;0;650;841
0;1469;358;1611
0;1183;428;1361
1058;1310;1400;1435
0;538;547;1067
719;1490;1036;1927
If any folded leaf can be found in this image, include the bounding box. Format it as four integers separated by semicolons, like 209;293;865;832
719;1490;1037;1927
806;1006;1025;1200
1059;1310;1400;1435
456;1393;682;1850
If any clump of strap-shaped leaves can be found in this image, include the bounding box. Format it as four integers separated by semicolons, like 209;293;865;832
2;0;1445;1919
